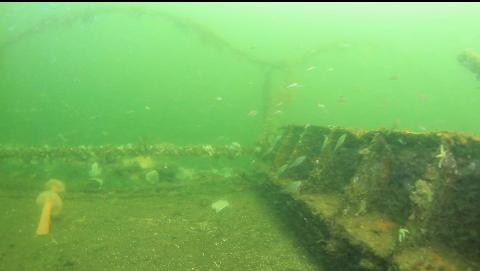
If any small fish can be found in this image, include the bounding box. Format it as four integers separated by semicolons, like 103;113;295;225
145;170;159;184
89;162;102;178
264;134;283;156
145;105;151;110
288;155;306;169
215;97;223;101
89;162;103;186
94;178;104;186
458;48;480;79
389;75;399;80
247;110;258;117
321;135;329;151
306;66;317;72
317;103;326;109
334;134;347;151
57;133;67;142
286;82;302;89
358;148;370;155
277;164;289;176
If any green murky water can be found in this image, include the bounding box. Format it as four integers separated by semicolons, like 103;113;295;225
1;3;479;271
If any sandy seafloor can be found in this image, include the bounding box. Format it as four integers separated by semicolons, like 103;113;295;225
0;181;322;271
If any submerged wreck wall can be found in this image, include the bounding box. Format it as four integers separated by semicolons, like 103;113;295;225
261;125;480;270
0;143;248;193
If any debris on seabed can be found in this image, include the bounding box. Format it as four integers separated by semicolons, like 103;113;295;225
211;200;230;213
398;228;409;243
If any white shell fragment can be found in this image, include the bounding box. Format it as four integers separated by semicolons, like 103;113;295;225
211;200;230;213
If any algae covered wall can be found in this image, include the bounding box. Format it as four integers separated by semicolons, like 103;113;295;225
0;143;250;193
262;125;480;270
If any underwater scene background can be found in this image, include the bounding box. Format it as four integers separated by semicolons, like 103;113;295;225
1;3;480;271
1;3;480;146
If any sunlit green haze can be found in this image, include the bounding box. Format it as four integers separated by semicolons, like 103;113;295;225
1;3;479;146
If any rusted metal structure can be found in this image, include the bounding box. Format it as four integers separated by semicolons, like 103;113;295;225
261;125;480;270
